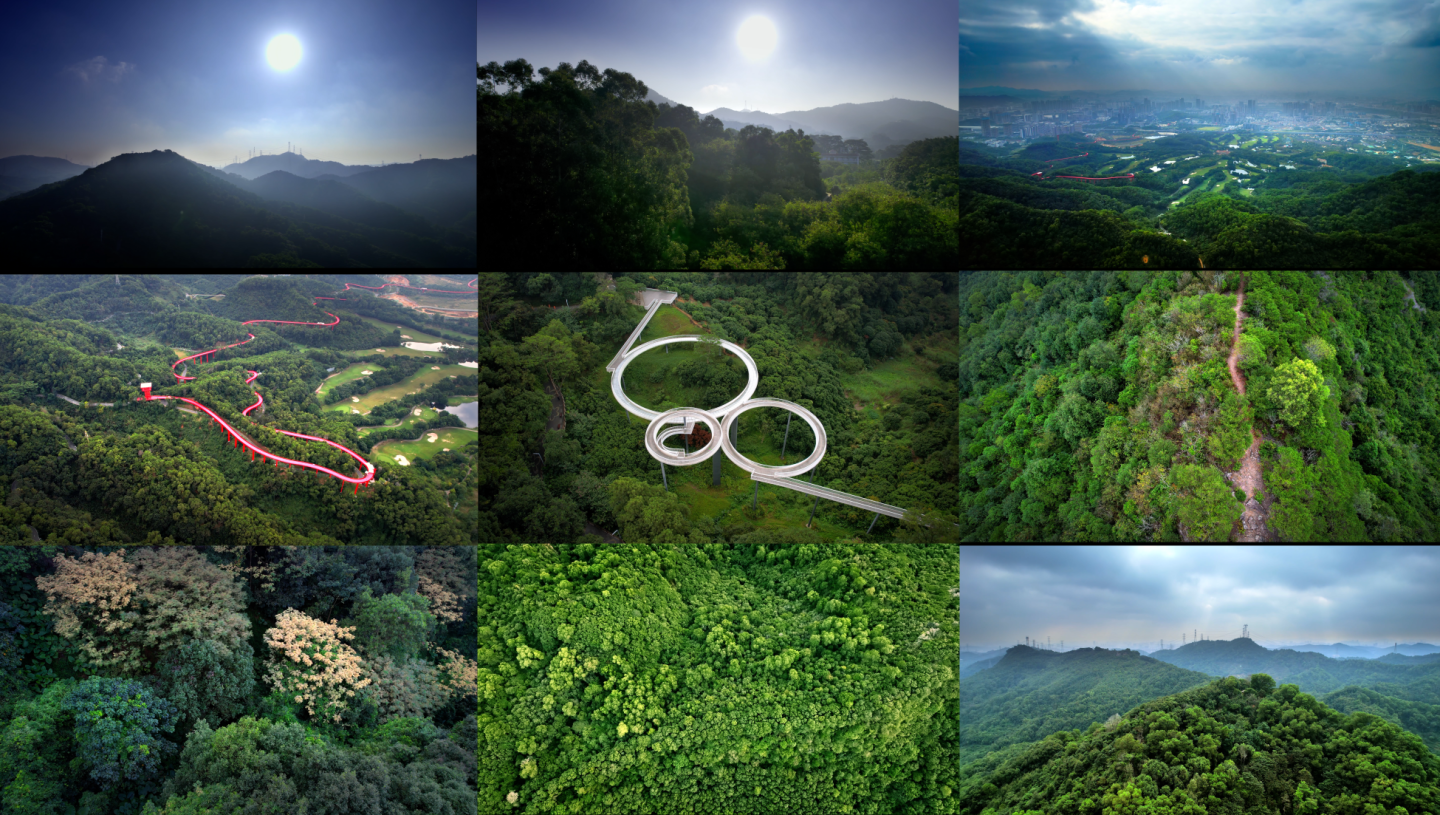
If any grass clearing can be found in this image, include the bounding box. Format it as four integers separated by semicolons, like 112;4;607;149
356;405;448;436
638;304;707;343
614;342;746;414
844;346;947;408
316;363;378;398
348;314;453;345
372;427;478;463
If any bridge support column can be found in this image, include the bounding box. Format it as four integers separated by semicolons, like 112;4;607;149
660;461;668;490
867;512;880;534
780;413;791;463
752;481;759;512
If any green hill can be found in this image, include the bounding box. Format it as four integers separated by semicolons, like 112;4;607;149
1152;638;1440;692
960;646;1215;768
958;673;1440;815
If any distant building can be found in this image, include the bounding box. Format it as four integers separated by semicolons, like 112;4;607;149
982;117;991;138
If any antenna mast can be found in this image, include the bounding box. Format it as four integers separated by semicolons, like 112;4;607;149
1243;624;1249;639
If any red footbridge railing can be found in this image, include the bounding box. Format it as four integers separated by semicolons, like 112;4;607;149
1048;173;1137;181
142;288;383;494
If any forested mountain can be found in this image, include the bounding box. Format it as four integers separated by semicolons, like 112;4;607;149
960;646;1216;768
0;274;477;543
958;673;1440;815
1151;638;1440;692
0;150;475;267
0;545;477;815
479;271;959;544
1284;642;1440;659
961;654;1004;679
0;155;90;200
480;542;958;814
959;271;1440;542
478;59;957;269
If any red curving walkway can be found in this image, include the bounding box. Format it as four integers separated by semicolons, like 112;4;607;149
144;289;377;494
1048;173;1136;181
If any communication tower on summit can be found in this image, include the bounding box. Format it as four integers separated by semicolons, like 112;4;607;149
1243;624;1249;639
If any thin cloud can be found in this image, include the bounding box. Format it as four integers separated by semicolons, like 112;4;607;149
63;55;137;84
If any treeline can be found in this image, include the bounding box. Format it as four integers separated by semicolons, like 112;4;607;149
357;414;467;453
479;58;957;269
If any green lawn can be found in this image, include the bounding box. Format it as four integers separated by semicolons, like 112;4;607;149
350;314;453;345
316;363;380;398
371;427;479;464
356;405;449;437
637;304;707;343
322;364;477;415
844;343;951;409
612;342;745;414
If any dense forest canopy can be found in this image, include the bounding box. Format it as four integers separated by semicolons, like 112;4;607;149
480;542;958;814
479;59;958;269
0;545;478;815
958;271;1440;542
479;272;959;543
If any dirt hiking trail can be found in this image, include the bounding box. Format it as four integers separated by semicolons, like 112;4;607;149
1226;277;1268;541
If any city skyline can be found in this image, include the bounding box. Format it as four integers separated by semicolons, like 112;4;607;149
959;0;1440;97
0;0;476;169
960;546;1440;652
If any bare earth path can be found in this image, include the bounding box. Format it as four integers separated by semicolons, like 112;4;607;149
1226;277;1267;541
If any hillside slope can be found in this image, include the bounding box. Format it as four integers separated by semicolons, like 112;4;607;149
958;673;1440;815
960;646;1215;767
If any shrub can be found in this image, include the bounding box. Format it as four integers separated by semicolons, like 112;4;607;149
62;677;179;790
1235;489;1246;502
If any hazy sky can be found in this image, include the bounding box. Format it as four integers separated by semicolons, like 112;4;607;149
478;0;958;114
960;0;1440;98
0;0;476;169
961;546;1440;652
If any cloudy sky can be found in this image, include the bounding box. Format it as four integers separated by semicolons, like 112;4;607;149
961;546;1440;652
479;0;958;115
0;0;475;169
960;0;1440;98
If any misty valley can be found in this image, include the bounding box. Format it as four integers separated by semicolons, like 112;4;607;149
479;59;960;270
0;150;477;268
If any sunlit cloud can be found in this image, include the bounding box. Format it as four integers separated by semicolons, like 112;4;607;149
63;55;136;84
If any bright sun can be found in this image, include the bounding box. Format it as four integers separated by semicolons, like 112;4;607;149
266;34;302;71
737;16;777;60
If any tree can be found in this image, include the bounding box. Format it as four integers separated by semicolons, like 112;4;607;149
35;550;139;674
262;609;371;723
62;677;180;790
151;638;255;727
1266;358;1329;429
1173;463;1243;541
608;477;691;542
349;587;436;661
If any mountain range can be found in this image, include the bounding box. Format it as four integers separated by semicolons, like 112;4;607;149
0;149;475;267
644;94;958;151
0;155;91;200
218;151;380;181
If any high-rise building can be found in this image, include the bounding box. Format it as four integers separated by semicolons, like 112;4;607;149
982;116;991;138
1004;122;1014;137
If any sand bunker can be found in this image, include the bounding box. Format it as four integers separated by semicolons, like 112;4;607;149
442;448;449;452
377;349;387;352
361;370;373;375
351;409;360;414
401;335;412;339
426;433;438;443
431;366;441;370
393;455;410;466
351;397;360;402
449;375;456;379
412;408;423;416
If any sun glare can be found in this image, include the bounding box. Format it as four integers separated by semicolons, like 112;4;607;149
266;34;302;71
737;16;777;60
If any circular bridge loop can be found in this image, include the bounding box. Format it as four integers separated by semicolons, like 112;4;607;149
610;335;759;422
612;334;825;476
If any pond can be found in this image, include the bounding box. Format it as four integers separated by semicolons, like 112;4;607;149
439;401;477;427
